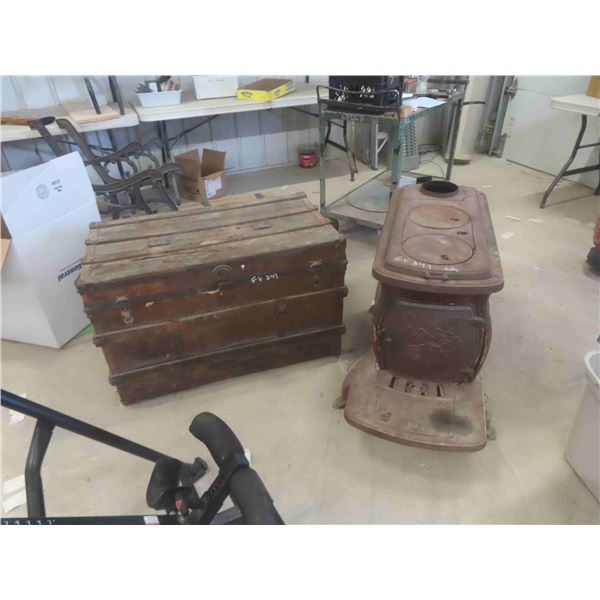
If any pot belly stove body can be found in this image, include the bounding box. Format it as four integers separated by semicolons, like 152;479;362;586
340;181;504;451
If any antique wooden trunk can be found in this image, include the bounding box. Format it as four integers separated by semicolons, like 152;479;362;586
76;192;347;404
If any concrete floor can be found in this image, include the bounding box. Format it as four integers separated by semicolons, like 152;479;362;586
2;154;599;523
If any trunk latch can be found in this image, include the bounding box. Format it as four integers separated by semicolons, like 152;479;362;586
308;260;324;289
115;296;134;326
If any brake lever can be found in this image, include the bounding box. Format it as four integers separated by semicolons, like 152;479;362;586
164;486;199;517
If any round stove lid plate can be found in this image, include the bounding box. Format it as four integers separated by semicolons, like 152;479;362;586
408;205;470;229
402;234;474;265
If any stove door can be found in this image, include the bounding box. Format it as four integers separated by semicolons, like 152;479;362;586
376;298;487;382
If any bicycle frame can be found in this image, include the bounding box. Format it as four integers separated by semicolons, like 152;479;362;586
1;389;243;525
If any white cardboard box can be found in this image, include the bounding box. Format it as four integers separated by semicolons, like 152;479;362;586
193;76;239;100
1;152;100;348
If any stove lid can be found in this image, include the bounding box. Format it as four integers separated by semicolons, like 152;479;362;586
372;182;504;294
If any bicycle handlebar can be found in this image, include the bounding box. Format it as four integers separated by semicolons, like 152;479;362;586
189;412;283;525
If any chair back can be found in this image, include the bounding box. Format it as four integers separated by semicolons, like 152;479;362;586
55;118;114;184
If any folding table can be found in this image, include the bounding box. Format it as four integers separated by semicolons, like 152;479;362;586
540;94;600;208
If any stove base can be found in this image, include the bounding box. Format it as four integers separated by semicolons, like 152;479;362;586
341;352;488;451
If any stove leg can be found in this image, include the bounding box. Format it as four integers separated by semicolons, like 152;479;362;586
484;393;496;441
335;364;357;409
333;395;346;409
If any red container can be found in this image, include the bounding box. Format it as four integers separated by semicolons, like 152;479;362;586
298;144;317;168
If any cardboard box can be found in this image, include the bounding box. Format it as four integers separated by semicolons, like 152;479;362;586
1;152;100;348
175;148;227;203
193;76;239;100
586;76;600;99
1;221;10;269
237;78;295;101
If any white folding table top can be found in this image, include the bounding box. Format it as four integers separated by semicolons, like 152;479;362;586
0;103;139;143
0;104;139;143
551;94;600;116
132;84;319;122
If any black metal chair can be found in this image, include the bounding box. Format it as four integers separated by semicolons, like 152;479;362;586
28;117;182;219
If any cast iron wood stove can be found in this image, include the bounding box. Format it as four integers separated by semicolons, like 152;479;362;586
339;181;504;451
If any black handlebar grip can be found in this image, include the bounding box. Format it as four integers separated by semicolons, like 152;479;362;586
229;468;284;525
189;412;244;467
189;412;284;525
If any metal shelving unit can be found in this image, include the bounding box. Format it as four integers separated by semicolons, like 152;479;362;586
318;90;465;229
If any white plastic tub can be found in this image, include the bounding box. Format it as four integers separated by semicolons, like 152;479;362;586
565;350;600;502
136;90;182;108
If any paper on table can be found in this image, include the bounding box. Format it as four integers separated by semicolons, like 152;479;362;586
61;101;120;125
403;97;446;110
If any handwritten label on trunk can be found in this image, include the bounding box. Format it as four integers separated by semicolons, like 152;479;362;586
250;272;279;284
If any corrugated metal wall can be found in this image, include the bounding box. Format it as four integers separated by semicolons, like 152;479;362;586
0;75;325;176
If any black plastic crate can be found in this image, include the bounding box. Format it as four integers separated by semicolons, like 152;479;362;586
322;76;404;114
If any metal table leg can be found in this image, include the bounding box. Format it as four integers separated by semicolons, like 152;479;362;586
161;121;172;163
155;120;173;187
350;121;358;176
390;118;402;192
156;121;167;165
370;121;379;170
155;120;172;163
446;97;463;181
108;76;125;116
540;114;591;208
319;112;327;212
107;129;126;178
342;121;356;182
84;77;101;115
324;121;332;147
